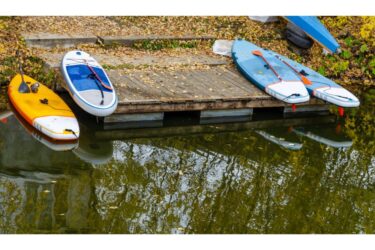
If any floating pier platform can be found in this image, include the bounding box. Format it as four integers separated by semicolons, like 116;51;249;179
25;33;330;128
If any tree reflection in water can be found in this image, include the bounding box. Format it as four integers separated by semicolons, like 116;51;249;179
0;91;374;234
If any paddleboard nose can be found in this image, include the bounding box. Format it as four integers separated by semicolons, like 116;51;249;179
314;87;360;107
266;81;310;104
33;116;80;140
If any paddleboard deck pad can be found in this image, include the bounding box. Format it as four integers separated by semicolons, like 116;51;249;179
8;74;80;141
232;39;310;104
61;50;118;117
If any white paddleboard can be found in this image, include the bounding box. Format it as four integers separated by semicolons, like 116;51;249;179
61;50;118;117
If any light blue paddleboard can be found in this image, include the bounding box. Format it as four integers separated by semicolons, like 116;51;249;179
233;39;359;108
266;50;360;107
232;39;310;104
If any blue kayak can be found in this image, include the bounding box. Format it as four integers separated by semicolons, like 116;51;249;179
232;39;310;104
284;16;340;54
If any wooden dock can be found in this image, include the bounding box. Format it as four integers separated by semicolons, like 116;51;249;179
105;66;324;112
26;34;330;127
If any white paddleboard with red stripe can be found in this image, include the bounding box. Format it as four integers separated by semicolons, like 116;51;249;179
61;50;118;117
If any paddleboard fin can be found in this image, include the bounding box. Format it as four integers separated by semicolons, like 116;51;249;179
338;107;344;117
292;104;297;112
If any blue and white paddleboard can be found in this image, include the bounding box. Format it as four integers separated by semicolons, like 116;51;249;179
233;39;360;108
266;50;360;108
232;39;310;104
61;50;118;117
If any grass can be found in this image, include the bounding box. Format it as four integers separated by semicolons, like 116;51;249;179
132;39;212;51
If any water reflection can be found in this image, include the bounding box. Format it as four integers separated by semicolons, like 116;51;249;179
73;126;113;165
293;126;353;148
0;98;374;234
255;129;303;150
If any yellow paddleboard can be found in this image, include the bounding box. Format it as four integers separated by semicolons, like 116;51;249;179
8;74;80;140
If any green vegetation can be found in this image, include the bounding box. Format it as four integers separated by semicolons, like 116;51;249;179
102;63;135;70
0;18;57;110
132;39;210;51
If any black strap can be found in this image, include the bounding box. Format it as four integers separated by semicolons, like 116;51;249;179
88;74;104;105
299;70;309;76
40;98;48;104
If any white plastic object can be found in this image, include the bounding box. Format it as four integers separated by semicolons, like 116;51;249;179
212;40;234;57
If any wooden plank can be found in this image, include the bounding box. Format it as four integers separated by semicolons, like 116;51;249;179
41;52;228;69
188;71;229;99
104;112;164;123
177;71;217;99
212;67;261;95
284;104;330;113
98;35;216;46
194;69;249;98
201;108;253;118
113;97;324;114
23;33;98;48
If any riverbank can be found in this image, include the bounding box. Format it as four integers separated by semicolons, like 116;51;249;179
0;17;374;111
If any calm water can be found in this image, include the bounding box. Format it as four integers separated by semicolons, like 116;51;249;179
0;90;374;234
